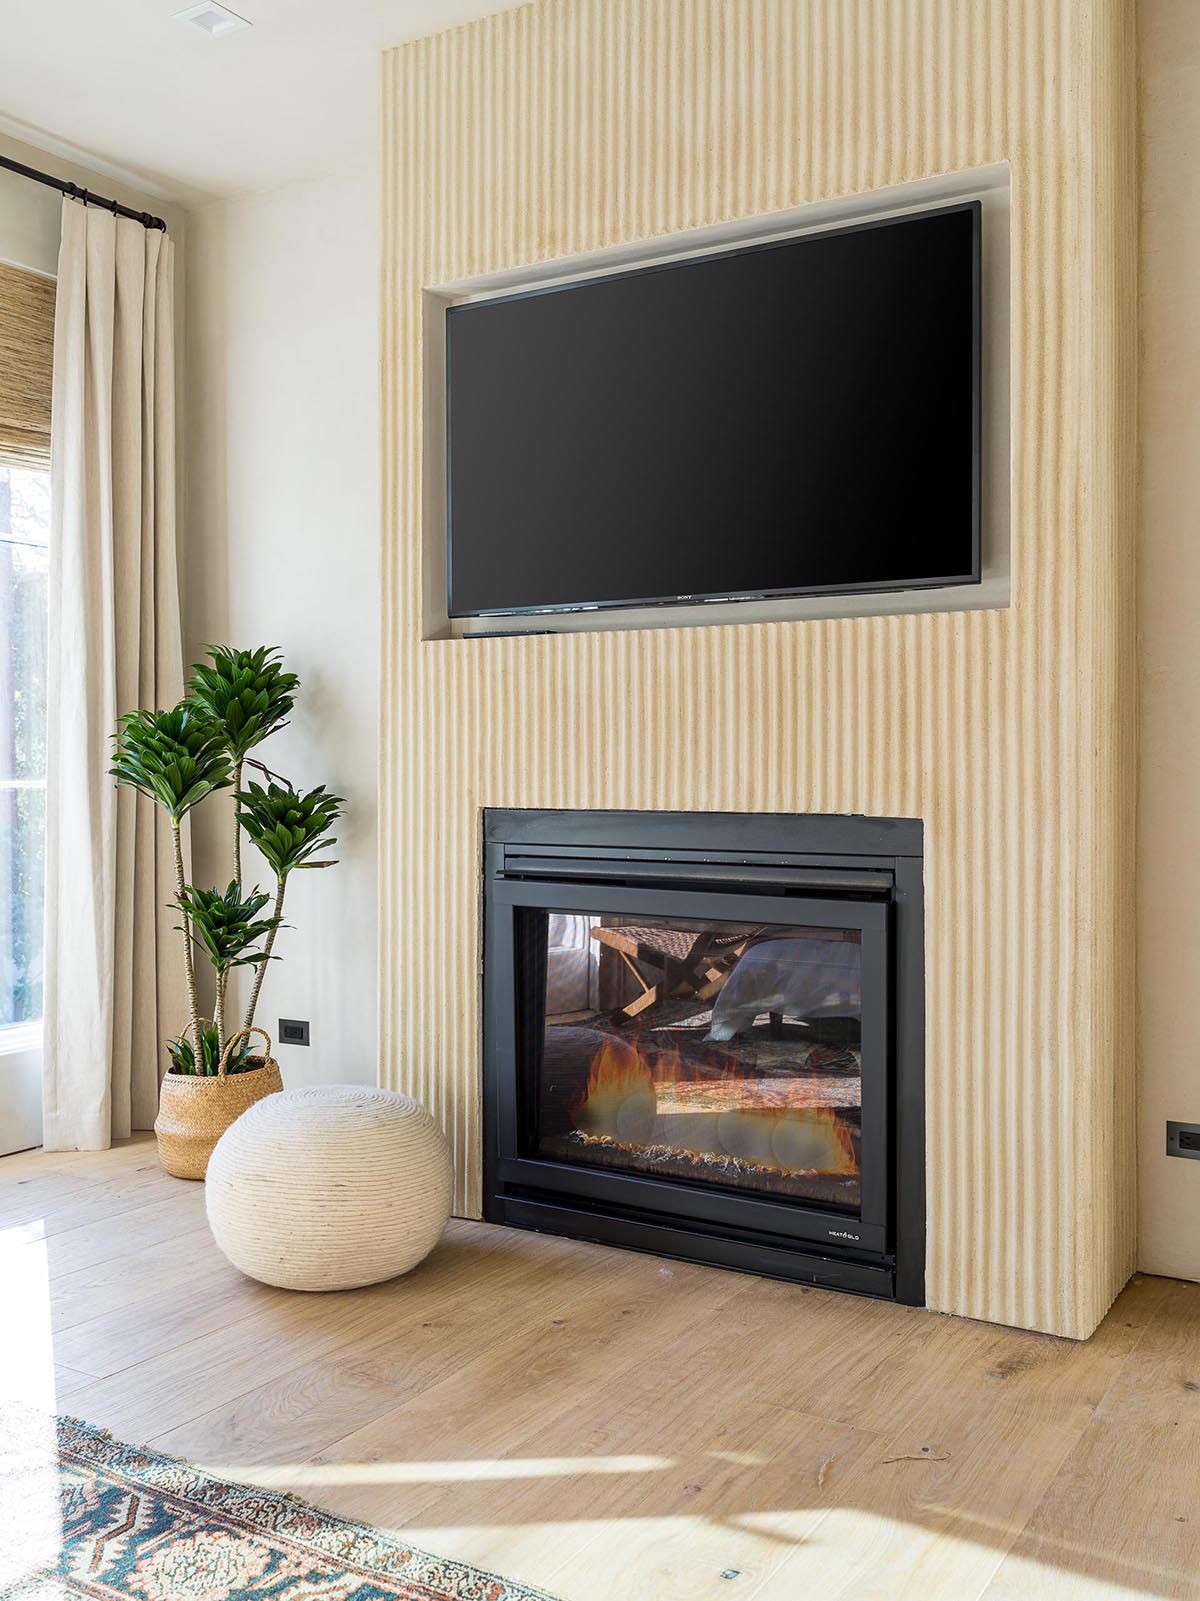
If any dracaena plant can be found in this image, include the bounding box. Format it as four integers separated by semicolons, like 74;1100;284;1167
187;646;299;888
166;1022;252;1077
234;781;343;1032
110;704;233;1068
110;647;343;1074
174;883;281;1051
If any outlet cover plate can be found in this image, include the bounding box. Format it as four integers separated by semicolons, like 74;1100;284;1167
279;1018;310;1047
1166;1120;1200;1159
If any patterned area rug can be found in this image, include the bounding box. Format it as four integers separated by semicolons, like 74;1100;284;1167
0;1410;557;1601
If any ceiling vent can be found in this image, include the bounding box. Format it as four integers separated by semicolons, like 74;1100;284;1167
174;2;251;37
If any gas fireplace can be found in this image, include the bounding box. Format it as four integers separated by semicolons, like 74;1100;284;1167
483;809;925;1303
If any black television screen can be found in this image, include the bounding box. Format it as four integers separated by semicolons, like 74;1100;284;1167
446;202;980;618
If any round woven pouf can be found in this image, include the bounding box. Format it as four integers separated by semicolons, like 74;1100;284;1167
205;1085;454;1291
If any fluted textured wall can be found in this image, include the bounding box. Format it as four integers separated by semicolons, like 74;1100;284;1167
380;0;1137;1338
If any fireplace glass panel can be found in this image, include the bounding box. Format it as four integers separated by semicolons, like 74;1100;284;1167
524;911;863;1213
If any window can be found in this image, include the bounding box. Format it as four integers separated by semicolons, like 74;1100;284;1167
0;259;54;1040
0;465;49;1028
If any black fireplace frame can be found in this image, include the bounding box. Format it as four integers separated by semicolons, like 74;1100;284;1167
481;808;925;1305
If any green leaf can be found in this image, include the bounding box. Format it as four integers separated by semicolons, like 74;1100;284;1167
236;780;345;881
166;1022;255;1077
187;645;299;761
109;703;233;824
173;880;283;978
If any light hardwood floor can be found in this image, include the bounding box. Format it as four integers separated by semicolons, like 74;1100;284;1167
3;1134;1197;1600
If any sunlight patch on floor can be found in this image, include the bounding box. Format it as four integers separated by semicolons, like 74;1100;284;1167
210;1454;675;1487
1;1235;58;1410
401;1506;1171;1601
406;1509;816;1598
0;1236;64;1582
972;1549;1181;1600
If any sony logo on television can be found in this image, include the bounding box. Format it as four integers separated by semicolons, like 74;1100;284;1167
828;1228;861;1242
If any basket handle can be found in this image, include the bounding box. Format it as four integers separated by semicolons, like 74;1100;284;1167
218;1025;272;1078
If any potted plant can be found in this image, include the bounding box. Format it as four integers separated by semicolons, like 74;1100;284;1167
110;647;342;1178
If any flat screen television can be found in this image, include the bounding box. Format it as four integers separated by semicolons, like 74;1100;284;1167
446;201;981;619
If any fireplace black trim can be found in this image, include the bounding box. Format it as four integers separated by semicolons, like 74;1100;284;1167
482;808;925;1306
501;1197;896;1297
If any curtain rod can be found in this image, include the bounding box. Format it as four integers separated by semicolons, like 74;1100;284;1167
0;153;167;233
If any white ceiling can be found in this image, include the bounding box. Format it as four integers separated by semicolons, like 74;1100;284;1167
0;0;529;204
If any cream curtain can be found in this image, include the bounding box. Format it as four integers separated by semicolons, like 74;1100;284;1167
42;199;187;1150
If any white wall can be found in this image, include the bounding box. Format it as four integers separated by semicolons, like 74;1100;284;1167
1138;0;1200;1283
0;173;59;277
186;163;379;1089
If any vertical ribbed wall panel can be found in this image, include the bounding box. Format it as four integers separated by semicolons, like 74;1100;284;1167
380;0;1137;1338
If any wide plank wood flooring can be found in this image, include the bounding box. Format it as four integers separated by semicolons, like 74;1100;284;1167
3;1135;1198;1599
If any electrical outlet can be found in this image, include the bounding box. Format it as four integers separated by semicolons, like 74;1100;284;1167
1166;1121;1200;1159
279;1018;310;1047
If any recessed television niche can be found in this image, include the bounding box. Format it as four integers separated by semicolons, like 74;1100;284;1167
445;201;981;622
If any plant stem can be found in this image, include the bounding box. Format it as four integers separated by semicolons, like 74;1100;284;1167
243;875;286;1034
232;756;243;889
215;968;227;1058
171;819;203;1070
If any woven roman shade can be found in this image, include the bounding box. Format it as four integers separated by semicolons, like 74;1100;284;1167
0;260;55;469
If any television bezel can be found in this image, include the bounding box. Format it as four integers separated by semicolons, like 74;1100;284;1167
445;199;982;620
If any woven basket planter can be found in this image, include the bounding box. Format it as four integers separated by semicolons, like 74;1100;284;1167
155;1026;283;1181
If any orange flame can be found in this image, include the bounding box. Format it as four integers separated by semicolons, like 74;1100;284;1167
578;1038;658;1145
577;1035;858;1177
